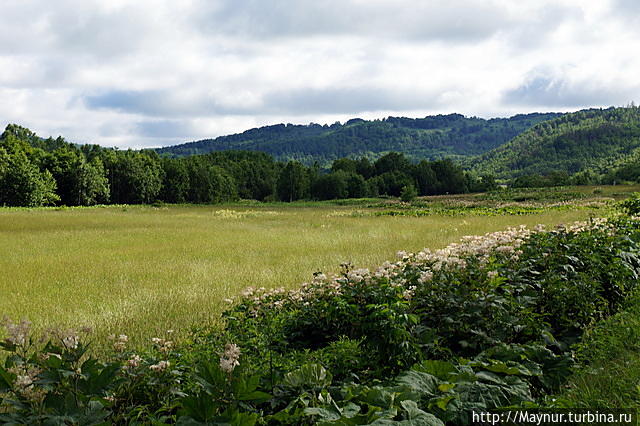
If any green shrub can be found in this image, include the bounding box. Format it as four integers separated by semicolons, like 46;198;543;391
400;184;418;202
619;192;640;215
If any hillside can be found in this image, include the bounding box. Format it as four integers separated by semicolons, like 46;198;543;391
156;113;561;164
473;106;640;179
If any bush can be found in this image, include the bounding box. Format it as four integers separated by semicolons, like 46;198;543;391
400;184;418;202
619;192;640;215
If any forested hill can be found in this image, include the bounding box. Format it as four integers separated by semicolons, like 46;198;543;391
156;113;561;164
473;106;640;179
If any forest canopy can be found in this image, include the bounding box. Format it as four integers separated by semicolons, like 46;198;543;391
157;113;561;165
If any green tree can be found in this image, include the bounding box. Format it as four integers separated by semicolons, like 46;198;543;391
0;148;59;206
107;150;163;204
160;158;189;203
344;172;368;198
369;171;414;197
331;158;357;174
400;184;418;202
185;157;237;203
374;152;411;175
431;159;467;194
355;157;375;179
76;158;110;205
311;172;348;200
411;161;437;195
277;161;309;202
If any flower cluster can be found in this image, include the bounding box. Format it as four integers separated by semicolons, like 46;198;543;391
149;360;170;373
552;217;610;234
1;317;31;346
46;327;91;350
7;364;45;403
151;337;174;354
230;219;620;316
219;343;241;374
109;334;129;352
126;354;143;369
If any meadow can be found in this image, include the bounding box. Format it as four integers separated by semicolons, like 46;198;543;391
1;186;631;352
2;186;640;423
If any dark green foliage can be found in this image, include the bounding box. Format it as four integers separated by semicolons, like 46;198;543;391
159;157;189;203
157;113;561;164
466;174;498;193
331;157;358;174
277;161;309;202
430;159;467;194
620;193;640;216
553;291;640;409
104;150;164;204
75;158;110;205
311;171;349;200
511;171;571;188
411;161;438;195
206;151;278;201
0;147;59;207
0;327;118;425
0;123;512;207
370;171;416;197
217;216;640;423
182;156;238;204
44;148;110;206
0;124;466;208
375;152;412;175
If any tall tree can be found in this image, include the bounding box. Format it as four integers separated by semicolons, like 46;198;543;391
0;148;59;207
277;161;308;202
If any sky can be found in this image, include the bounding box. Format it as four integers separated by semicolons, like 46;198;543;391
0;0;639;149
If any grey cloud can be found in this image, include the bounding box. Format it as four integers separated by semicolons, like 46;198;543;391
134;120;195;139
85;90;178;116
195;0;512;42
263;86;442;115
612;0;640;13
83;89;255;117
85;86;443;118
503;75;637;108
609;0;640;26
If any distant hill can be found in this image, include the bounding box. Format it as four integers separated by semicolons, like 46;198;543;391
472;107;640;179
156;113;562;165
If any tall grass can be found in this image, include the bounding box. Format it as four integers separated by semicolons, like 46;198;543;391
0;203;599;352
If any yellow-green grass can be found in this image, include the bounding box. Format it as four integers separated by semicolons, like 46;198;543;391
0;203;601;352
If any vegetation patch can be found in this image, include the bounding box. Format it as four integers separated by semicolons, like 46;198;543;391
2;211;639;424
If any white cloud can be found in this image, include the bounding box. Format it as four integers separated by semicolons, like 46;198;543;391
0;0;638;148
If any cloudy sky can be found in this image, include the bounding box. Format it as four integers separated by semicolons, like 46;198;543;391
1;0;638;148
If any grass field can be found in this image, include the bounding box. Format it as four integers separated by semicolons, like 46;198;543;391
0;186;634;352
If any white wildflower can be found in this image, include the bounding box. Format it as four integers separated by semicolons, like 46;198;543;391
149;360;170;372
418;271;434;283
62;335;79;350
1;318;31;346
126;354;143;369
220;343;241;374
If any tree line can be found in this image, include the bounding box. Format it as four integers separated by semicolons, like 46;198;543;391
0;124;497;207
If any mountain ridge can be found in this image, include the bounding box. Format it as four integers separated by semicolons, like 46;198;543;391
156;112;563;165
